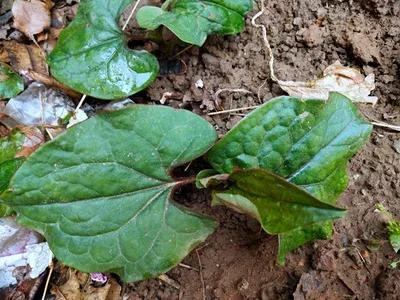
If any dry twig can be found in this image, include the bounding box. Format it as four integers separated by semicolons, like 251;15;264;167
41;262;54;300
196;249;206;300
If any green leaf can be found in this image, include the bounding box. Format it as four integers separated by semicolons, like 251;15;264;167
0;131;25;217
136;0;253;46
277;221;332;264
0;159;24;217
0;130;24;164
388;221;400;253
2;105;218;282
212;169;345;234
47;0;159;100
207;93;372;261
0;62;24;99
376;204;400;253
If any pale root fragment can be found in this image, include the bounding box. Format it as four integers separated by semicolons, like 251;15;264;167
278;61;378;105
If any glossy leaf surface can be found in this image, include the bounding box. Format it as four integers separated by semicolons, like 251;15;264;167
136;0;253;46
47;0;159;100
207;93;372;261
3;105;218;282
0;63;24;99
213;169;345;233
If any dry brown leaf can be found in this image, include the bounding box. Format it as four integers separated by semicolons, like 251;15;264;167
12;0;51;38
0;41;48;75
15;127;45;158
277;61;378;105
27;70;81;99
51;269;121;300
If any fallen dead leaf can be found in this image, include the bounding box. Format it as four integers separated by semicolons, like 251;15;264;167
12;0;52;38
0;40;48;75
278;61;378;105
0;218;53;288
3;82;75;126
27;70;81;99
15;126;45;157
51;268;121;300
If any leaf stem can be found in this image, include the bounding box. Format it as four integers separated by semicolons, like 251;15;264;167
174;176;196;187
161;0;176;10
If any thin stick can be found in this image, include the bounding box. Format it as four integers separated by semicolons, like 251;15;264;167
179;262;199;272
172;45;194;59
74;94;87;113
208;105;260;116
122;0;142;31
158;274;180;289
372;121;400;132
41;262;54;300
196;249;206;300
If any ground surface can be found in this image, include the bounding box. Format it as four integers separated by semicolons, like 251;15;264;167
134;0;400;299
1;0;400;299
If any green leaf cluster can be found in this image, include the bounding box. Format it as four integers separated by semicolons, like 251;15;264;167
47;0;159;100
207;92;372;263
1;93;371;281
47;0;252;99
136;0;253;46
2;106;217;282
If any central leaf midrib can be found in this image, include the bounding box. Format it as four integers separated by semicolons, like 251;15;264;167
12;182;176;207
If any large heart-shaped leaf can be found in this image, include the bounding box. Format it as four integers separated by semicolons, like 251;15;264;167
207;93;372;261
2;105;218;282
213;169;345;233
0;62;24;99
136;0;253;46
47;0;159;100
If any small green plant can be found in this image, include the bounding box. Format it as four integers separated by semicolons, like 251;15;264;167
0;93;371;282
377;204;400;253
46;0;252;99
47;0;160;100
136;0;253;46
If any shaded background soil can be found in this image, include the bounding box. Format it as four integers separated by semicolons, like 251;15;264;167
1;0;399;299
131;0;400;299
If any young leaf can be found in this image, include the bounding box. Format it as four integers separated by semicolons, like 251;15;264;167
376;204;400;253
388;222;400;253
0;63;24;99
136;0;253;46
2;105;218;282
47;0;159;100
213;169;345;234
207;93;372;261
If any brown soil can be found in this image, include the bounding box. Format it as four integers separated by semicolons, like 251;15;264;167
131;0;400;299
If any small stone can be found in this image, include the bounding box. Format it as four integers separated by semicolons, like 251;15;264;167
393;140;400;154
195;79;204;89
237;278;249;291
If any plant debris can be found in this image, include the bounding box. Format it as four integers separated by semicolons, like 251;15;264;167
12;0;52;38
